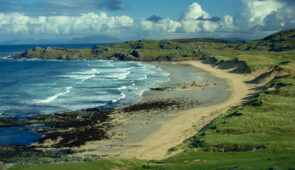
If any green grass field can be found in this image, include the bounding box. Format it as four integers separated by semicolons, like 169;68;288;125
10;151;295;170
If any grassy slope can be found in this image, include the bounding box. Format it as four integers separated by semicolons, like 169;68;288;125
11;159;145;170
11;29;295;170
10;152;295;170
86;39;199;61
185;79;295;153
13;40;200;61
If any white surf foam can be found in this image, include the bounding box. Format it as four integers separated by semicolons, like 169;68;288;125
112;93;126;103
59;68;99;82
73;68;100;75
35;87;72;104
30;62;169;113
99;67;133;73
136;74;148;80
1;55;12;60
118;86;128;90
105;72;130;80
105;61;115;67
61;74;96;82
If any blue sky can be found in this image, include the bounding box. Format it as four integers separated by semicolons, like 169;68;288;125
0;0;294;43
0;0;242;20
107;0;242;21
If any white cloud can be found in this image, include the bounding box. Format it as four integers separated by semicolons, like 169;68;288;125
181;2;210;20
180;0;295;37
141;18;181;33
181;20;202;33
263;0;295;30
0;13;30;34
202;21;220;32
180;2;220;33
140;2;222;35
1;1;295;42
0;12;134;37
180;20;220;33
221;15;235;29
235;0;285;30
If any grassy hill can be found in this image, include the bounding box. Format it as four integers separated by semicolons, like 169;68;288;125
8;28;295;169
13;40;198;61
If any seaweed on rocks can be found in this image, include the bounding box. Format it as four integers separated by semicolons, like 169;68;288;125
35;109;114;148
0;98;204;151
0;108;114;148
0;146;79;165
122;98;204;113
0;108;116;165
38;126;110;148
123;100;181;112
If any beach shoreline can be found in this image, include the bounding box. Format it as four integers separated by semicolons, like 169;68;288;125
0;60;266;162
59;60;269;160
65;61;230;158
105;60;266;160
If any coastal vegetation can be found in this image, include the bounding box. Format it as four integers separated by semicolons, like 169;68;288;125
3;28;295;169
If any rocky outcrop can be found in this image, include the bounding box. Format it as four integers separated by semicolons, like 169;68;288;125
13;47;94;60
202;57;218;64
110;52;138;61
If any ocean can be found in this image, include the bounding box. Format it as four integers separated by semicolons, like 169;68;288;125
0;44;170;145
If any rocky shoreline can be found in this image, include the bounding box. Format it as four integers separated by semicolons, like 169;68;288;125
151;81;216;91
0;84;207;147
0;88;205;166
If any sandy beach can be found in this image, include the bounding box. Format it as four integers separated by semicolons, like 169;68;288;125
111;60;266;160
65;60;269;160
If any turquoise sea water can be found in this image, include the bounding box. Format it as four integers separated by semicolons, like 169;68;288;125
0;45;170;117
0;59;170;117
0;44;170;145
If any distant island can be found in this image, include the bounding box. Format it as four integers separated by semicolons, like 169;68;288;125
0;35;121;45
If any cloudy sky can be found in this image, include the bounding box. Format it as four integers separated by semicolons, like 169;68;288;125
0;0;294;42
